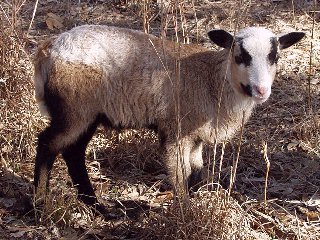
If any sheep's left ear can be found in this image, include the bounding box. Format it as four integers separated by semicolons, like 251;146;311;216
208;29;234;49
278;32;305;49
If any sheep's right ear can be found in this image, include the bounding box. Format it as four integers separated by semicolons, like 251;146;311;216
208;30;234;49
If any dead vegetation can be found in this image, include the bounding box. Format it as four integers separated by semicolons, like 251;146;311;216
0;0;319;239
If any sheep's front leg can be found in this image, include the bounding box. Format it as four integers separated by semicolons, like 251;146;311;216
188;140;204;191
164;138;192;195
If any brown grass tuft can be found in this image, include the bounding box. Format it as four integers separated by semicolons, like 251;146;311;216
144;189;270;240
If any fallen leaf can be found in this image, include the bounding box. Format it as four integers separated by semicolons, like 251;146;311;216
7;226;30;238
287;140;299;151
155;174;167;180
310;78;319;85
0;198;16;208
10;231;26;238
154;191;173;203
128;191;139;199
305;211;320;221
1;145;12;153
287;54;298;60
46;13;64;30
297;206;320;221
269;184;293;195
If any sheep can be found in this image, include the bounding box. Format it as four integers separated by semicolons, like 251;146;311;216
33;25;305;214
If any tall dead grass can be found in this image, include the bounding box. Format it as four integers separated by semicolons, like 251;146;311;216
0;1;35;173
144;189;269;240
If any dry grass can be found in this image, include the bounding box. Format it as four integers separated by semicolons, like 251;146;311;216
143;189;270;240
0;0;319;239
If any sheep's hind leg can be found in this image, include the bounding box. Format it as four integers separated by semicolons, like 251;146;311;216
61;119;107;215
34;125;61;202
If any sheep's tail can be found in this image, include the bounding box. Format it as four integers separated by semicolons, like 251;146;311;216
33;38;54;118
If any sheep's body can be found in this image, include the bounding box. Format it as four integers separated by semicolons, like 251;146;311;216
36;25;251;138
34;25;304;214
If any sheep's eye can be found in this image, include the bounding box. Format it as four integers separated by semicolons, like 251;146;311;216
235;55;243;65
269;54;279;65
268;37;279;65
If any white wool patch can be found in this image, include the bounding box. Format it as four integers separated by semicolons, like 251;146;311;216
51;25;141;67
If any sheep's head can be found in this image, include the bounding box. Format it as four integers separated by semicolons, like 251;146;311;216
208;27;305;104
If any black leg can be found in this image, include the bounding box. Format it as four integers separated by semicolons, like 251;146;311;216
34;126;60;193
62;121;99;207
34;87;68;193
188;169;203;192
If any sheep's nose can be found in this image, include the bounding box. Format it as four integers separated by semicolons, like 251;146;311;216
253;85;269;97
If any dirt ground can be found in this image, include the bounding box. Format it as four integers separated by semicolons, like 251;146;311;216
0;0;319;239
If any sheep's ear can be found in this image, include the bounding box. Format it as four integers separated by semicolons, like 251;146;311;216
278;32;305;49
208;29;234;49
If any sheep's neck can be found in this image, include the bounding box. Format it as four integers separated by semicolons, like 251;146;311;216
207;53;255;143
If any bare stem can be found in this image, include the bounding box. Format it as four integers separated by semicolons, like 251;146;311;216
263;142;270;211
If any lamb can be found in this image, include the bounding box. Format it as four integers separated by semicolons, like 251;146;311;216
33;25;304;214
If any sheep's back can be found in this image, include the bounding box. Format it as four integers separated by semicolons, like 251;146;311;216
46;25;177;128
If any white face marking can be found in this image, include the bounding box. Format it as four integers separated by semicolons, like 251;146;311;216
231;27;278;104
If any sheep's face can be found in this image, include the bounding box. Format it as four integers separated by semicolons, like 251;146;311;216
231;29;279;103
208;27;305;104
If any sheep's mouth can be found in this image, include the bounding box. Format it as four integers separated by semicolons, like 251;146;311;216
240;83;252;97
240;83;270;104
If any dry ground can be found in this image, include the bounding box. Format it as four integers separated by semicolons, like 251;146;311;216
0;0;319;239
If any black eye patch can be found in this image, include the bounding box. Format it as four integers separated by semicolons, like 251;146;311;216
235;41;252;67
268;37;279;65
241;83;253;97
